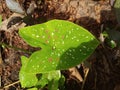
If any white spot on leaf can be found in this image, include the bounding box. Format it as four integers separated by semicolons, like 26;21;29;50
62;41;64;45
72;56;75;59
36;35;39;38
77;39;79;42
32;34;35;36
42;36;45;38
86;36;89;38
58;53;60;57
83;46;86;48
51;32;54;36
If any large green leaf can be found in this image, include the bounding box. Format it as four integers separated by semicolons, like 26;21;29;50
19;19;99;73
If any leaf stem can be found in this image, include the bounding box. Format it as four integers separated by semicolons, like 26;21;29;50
0;42;32;54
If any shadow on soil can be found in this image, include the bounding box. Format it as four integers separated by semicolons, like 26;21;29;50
44;7;119;90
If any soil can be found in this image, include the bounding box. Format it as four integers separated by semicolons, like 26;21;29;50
0;0;120;90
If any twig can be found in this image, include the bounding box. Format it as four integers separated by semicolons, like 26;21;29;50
3;80;20;89
69;67;83;82
0;42;32;54
81;68;89;90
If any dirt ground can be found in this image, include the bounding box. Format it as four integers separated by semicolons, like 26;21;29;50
0;0;120;90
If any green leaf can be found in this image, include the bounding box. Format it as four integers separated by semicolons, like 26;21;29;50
19;19;99;73
48;71;60;90
59;75;65;90
47;70;61;81
36;70;61;89
106;29;120;42
19;56;38;87
48;79;59;90
27;88;38;90
45;71;61;90
36;74;48;88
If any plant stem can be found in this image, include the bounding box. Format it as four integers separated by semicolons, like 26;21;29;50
0;42;32;54
81;68;89;90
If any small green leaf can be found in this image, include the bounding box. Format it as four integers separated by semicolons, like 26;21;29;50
27;88;38;90
59;75;65;90
48;79;59;90
19;20;99;73
47;70;61;81
19;56;38;87
36;70;61;89
45;71;61;90
110;40;117;48
36;74;48;88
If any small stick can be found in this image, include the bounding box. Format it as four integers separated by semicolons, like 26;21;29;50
81;68;89;90
3;80;20;89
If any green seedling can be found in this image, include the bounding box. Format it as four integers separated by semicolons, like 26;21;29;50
19;19;99;89
104;28;119;48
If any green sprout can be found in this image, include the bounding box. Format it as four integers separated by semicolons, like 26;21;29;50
19;19;99;89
